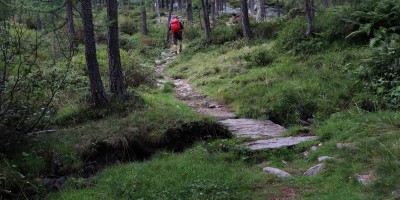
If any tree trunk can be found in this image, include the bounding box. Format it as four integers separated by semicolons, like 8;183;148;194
323;0;329;8
214;0;219;15
165;0;173;47
66;0;76;48
186;0;193;22
141;0;148;34
256;0;265;22
201;0;211;41
276;0;280;17
156;0;162;28
211;0;216;27
240;0;252;39
178;0;182;11
248;0;254;15
305;0;314;38
81;0;109;106
119;0;124;9
107;0;126;97
66;0;75;35
198;8;203;28
36;14;42;30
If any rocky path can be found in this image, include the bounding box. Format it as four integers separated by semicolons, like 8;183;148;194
155;52;318;150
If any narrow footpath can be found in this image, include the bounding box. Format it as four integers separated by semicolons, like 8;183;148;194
155;52;318;150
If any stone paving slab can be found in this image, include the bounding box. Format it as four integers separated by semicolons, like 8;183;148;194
244;136;318;150
218;119;287;138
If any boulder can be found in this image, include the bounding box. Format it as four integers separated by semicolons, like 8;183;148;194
355;173;373;185
219;119;287;138
318;156;334;162
303;163;325;176
263;167;292;178
336;143;354;149
244;136;318;150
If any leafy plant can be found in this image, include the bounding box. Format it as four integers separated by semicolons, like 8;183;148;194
345;0;400;45
360;34;400;109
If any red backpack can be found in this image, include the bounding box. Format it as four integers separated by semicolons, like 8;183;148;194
170;18;182;34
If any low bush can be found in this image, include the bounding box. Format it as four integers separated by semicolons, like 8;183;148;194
252;18;283;39
210;24;242;45
119;16;138;35
357;34;400;109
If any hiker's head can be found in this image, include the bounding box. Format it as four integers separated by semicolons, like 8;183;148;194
172;15;178;19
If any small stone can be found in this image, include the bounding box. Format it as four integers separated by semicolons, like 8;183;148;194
208;104;216;108
244;136;318;150
318;156;334;162
303;163;325;176
336;143;354;149
296;119;311;126
310;146;318;151
155;60;163;65
355;173;373;185
303;151;309;159
219;119;288;139
263;167;292;178
161;52;167;57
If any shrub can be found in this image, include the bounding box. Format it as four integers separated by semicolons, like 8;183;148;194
119;16;138;35
182;23;202;41
74;22;85;44
119;34;137;50
240;48;275;67
210;25;241;45
121;50;155;87
276;16;307;52
358;34;400;109
252;18;283;39
345;0;400;44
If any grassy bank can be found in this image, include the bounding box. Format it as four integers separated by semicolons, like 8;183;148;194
48;110;400;199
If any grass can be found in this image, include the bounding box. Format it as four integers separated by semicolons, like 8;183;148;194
48;141;273;200
165;39;369;125
0;92;207;198
47;111;400;199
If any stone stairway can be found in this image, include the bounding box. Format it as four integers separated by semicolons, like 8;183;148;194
155;52;318;151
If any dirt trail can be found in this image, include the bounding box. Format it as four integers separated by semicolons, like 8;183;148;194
156;52;317;148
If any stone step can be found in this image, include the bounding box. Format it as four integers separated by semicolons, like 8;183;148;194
218;119;287;138
244;136;318;150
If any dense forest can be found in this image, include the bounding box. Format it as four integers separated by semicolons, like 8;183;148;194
1;0;400;199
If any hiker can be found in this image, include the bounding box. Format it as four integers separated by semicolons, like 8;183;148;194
169;15;184;54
